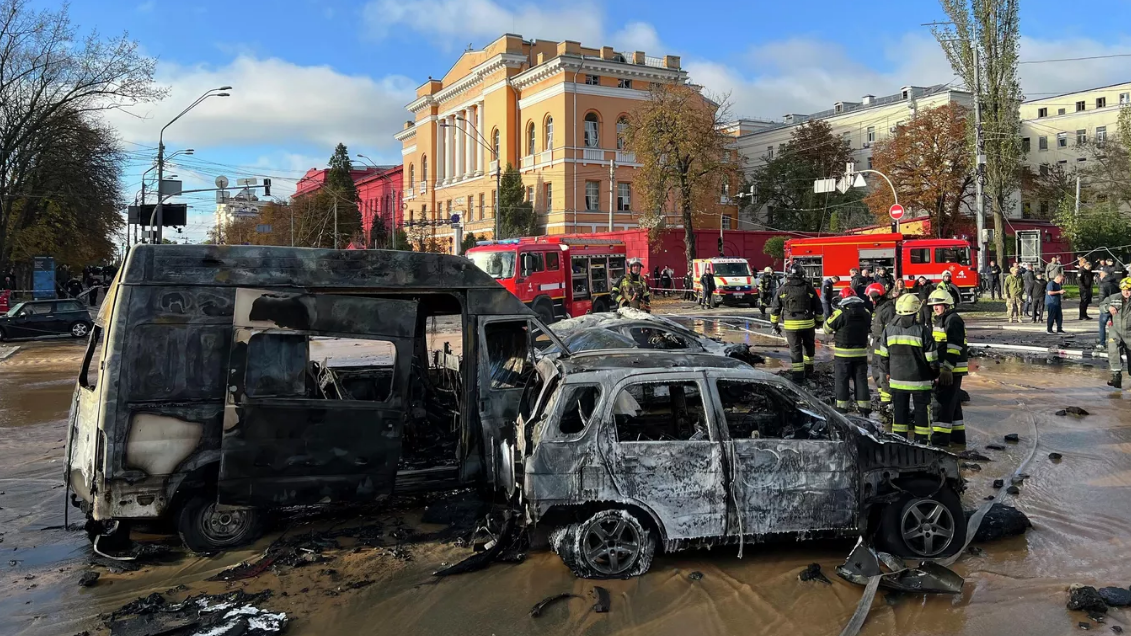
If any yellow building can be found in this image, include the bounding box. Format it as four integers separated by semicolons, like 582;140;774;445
395;33;726;251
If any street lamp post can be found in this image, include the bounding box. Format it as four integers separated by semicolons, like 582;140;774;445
151;87;231;243
440;117;500;240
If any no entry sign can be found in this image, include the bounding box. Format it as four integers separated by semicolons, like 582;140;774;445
889;204;905;221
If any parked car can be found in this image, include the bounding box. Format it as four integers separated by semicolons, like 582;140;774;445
544;308;763;365
0;299;92;340
515;351;965;579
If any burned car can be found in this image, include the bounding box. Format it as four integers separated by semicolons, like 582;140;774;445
543;307;763;365
66;245;562;552
515;351;965;578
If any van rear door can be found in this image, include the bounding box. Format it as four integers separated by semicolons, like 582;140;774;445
218;289;417;507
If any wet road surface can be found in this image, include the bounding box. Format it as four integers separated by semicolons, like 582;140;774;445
2;325;1130;636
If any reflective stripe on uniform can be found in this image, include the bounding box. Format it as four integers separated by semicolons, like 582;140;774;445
932;424;952;434
833;347;869;357
914;426;932;436
925;350;938;362
954;366;968;373
856;400;871;409
803;355;813;364
887;335;924;347
892;423;909;433
889;379;933;390
933;328;946;341
784;319;815;330
947;345;963;355
879;391;891;403
771;315;780;324
791;362;805;371
836;400;851;409
952;420;965;431
942;360;953;370
877;345;889;357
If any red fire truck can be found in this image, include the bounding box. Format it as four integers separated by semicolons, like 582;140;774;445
785;233;980;302
464;237;627;322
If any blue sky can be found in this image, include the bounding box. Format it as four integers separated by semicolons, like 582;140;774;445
56;0;1131;240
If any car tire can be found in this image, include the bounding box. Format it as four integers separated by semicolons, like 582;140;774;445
0;326;7;342
532;298;556;324
70;321;91;338
878;479;966;559
591;297;609;313
176;492;263;553
552;509;655;579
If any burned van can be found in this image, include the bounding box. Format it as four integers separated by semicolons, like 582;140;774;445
65;245;562;551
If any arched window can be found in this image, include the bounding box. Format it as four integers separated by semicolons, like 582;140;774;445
584;112;600;148
527;121;536;156
409;164;415;185
492;128;500;158
421;155;428;183
616;117;628;150
544;116;554;150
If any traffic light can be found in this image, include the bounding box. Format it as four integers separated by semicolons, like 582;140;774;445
718;236;724;256
263;178;271;197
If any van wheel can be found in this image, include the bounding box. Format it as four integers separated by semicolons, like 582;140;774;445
532;298;556;324
878;479;965;559
552;509;655;579
176;493;263;553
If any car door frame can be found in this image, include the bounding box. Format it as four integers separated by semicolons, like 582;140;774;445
706;371;860;538
598;371;729;543
218;288;418;509
15;302;56;338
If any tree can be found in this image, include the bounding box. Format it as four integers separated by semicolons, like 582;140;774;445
323;143;362;248
865;103;974;237
1055;197;1131;260
625;83;736;265
762;236;787;265
460;232;479;253
750;120;868;232
934;0;1023;261
0;0;163;271
497;163;537;239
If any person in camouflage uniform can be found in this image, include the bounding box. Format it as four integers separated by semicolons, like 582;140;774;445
616;258;651;311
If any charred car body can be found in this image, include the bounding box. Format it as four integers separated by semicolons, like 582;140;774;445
515;352;965;578
65;245;560;551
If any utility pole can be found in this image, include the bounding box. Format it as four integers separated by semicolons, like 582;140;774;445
1075;170;1081;216
608;158;616;231
333;199;339;249
290;204;295;246
972;18;988;275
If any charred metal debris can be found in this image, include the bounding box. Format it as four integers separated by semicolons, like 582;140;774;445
105;589;285;636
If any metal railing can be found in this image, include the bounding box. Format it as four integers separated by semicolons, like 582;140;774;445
616;151;636;164
582;148;605;161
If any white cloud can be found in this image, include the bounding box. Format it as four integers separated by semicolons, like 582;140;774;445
363;0;603;49
136;0;155;12
103;55;418;154
611;22;662;54
1017;36;1131;99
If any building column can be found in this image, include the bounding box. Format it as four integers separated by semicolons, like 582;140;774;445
445;115;454;183
436;121;445;183
477;102;486;175
467;105;477;175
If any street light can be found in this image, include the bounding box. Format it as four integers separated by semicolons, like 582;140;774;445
151;87;231;242
440;116;501;240
134;149;194;245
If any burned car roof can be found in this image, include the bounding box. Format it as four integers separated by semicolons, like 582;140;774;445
553;350;755;378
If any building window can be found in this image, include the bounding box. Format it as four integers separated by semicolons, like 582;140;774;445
867;126;875;143
585;181;600;211
1058;159;1068;166
409;164;415;185
617;182;631;211
492;128;500;158
766;145;774;160
1097;97;1107;109
544;183;552;213
1022;201;1031;217
867;156;873;169
526;122;535;156
421;155;428;183
1057;108;1065;116
584;112;600;148
1039;163;1049;176
1096;126;1107;144
616;117;628;150
1021;137;1030;152
721;215;732;230
1121;92;1130;105
842;132;851;149
545;117;554;150
526;185;533;203
1038;136;1048;151
479;193;485;220
490;190;496;217
1057;132;1067;148
1037;107;1047;118
585;74;600;85
1077;129;1087;145
1040;200;1049;216
618;78;632;89
1076;100;1086;112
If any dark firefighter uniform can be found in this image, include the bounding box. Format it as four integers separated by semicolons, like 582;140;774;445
823;294;872;414
616;272;651;311
878;294;938;443
1100;277;1131;389
928;289;969;446
771;266;823;383
869;292;897;407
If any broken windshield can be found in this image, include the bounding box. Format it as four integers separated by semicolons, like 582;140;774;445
469;251;516;279
712;262;751;277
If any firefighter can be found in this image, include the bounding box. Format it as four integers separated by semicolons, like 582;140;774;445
928;288;969;446
758;266;778;315
867;282;894;410
937;270;962;306
1100;277;1131;389
616;258;651;311
878;294;938;443
824;286;872;416
771;264;823;383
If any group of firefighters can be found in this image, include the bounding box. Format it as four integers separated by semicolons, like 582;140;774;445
769;264;970;446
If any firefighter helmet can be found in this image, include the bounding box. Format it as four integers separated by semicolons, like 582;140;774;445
927;289;954;306
895;294;922;316
838;286;856;299
1120;277;1131;291
628;258;643;270
788;263;805;278
864;282;886;298
764;266;773;274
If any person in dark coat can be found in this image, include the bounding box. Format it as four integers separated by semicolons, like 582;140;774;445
987;259;1002;299
1078;258;1095;320
1021;264;1037;315
916;276;932;324
1029;272;1047;322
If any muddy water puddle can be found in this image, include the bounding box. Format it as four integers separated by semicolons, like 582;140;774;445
3;336;1131;635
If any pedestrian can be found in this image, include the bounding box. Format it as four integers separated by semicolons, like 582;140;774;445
1029;271;1047;323
1046;273;1066;333
1102;258;1116;279
853;269;869;298
891;278;907;298
867;282;894;411
820;275;839;319
771;264;823;383
987;258;1002;299
1004;265;1025;322
1078;258;1095;320
928;288;968;446
699;266;716;309
618;259;652;311
1099;269;1120;348
1099;277;1131;389
1045;255;1064;281
1021;263;1036;315
937;270;962;306
660;266;673;298
2;274;13;291
916;275;932;324
682;270;693;301
874;267;895;293
878;294;938;443
824;287;872;416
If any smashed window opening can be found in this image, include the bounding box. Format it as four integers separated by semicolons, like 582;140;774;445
403;302;465;471
625;326;689;350
485;322;532;390
557;385;600;436
716;380;834;440
79;325;104;390
613;381;708;442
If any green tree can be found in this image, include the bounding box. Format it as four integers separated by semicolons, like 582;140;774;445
497;163;537;239
762;235;787;265
460;232;479;253
934;0;1023;261
324;143;362;248
1054;197;1131;259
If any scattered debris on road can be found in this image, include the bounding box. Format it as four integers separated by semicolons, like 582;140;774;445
688;571;704;581
966;504;1032;542
961;462;982;471
591;586;611;613
529;593;581;618
1006;486;1021;495
106;589;285;636
987;443;1007;451
799;563;832;584
993;479;1005;489
1056;407;1090;417
1005;433;1020;443
1098;587;1131;607
1068;585;1109;613
957;450;992;461
78;571;99;587
1050;452;1064;461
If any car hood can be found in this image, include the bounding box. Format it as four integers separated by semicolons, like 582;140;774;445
550;308;761;363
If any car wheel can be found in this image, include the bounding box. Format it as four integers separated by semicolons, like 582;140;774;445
176;493;263;553
532;298;556;324
70;321;91;338
879;480;966;559
552;509;655;579
0;326;7;341
591;297;609;313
